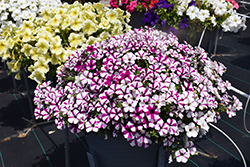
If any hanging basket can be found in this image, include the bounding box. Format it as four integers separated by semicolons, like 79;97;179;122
85;132;161;167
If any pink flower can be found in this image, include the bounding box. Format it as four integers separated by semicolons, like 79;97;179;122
126;1;137;13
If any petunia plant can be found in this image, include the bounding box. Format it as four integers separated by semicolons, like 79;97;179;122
33;27;242;163
0;1;131;83
109;0;159;13
143;0;247;36
0;0;62;31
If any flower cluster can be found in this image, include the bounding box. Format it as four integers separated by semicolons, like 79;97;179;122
0;0;62;31
33;27;242;163
1;2;131;83
109;0;159;13
143;0;247;33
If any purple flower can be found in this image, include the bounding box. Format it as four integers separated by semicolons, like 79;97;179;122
188;0;195;6
166;26;178;35
179;18;189;30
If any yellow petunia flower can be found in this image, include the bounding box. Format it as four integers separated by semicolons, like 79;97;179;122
70;7;80;17
34;58;50;74
86;36;98;46
28;69;46;84
49;15;62;27
0;52;11;62
30;47;40;61
61;15;70;30
106;10;119;24
50;40;63;55
7;60;20;73
41;8;52;21
99;31;110;40
15;71;22;80
0;39;9;54
21;44;33;57
35;38;50;54
99;17;110;29
68;33;81;48
70;16;83;31
82;20;97;35
22;29;32;42
21;21;34;32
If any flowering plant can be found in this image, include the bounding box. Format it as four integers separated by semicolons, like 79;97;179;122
0;0;62;31
109;0;159;13
143;0;247;34
0;2;131;83
33;27;242;163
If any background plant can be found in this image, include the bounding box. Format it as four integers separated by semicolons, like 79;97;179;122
0;0;62;32
0;1;131;83
143;0;247;35
33;27;242;163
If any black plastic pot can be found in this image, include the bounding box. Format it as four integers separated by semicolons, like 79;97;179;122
85;132;160;167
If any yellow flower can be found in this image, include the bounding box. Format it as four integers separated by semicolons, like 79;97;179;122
82;20;97;35
50;40;63;55
29;70;46;84
86;36;98;46
106;10;119;24
93;3;104;14
49;15;62;27
21;21;34;32
99;17;110;29
35;38;50;54
52;35;62;43
56;8;67;16
51;53;59;65
70;16;83;31
115;8;125;18
61;15;70;30
37;29;52;42
34;58;49;74
124;11;131;23
21;44;32;57
70;7;80;17
112;24;123;35
7;60;20;73
68;33;81;48
22;29;32;42
56;49;67;62
0;52;11;62
99;31;110;40
15;71;22;80
41;8;52;21
30;47;39;61
83;2;95;12
0;39;9;54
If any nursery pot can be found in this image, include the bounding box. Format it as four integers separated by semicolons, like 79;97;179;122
85;132;161;167
129;11;145;29
158;26;219;53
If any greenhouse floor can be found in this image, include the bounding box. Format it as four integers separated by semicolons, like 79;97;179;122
1;12;250;167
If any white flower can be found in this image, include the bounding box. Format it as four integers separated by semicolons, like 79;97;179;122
185;122;199;138
197;117;209;131
177;5;185;16
19;0;29;9
0;12;8;21
211;15;217;27
175;148;190;163
214;3;227;16
29;4;38;12
11;9;22;21
198;9;210;22
186;6;199;20
0;2;9;12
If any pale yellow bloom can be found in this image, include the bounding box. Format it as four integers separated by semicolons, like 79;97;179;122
70;7;80;17
70;16;83;31
61;15;70;29
93;3;104;14
50;40;63;55
52;35;62;43
83;2;95;12
30;47;40;61
55;8;67;16
38;30;52;42
0;39;9;54
99;31;110;40
29;70;46;84
7;60;20;73
51;53;60;65
106;10;119;24
56;49;68;62
86;36;98;46
112;24;123;35
22;29;32;42
34;58;50;74
21;21;34;32
15;71;22;80
49;15;62;27
99;17;110;29
68;33;81;48
41;8;52;21
82;20;97;35
0;52;11;62
21;44;32;57
36;38;50;54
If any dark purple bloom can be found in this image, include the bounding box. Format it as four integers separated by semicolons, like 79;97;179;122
161;19;166;27
188;0;195;6
166;26;178;35
179;18;189;30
